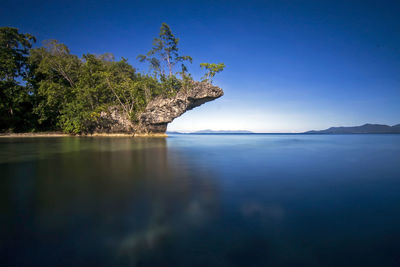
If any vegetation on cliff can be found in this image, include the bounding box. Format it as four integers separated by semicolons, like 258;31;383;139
0;23;225;134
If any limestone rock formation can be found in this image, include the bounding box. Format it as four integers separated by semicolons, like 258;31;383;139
97;107;135;133
96;81;223;135
138;81;223;133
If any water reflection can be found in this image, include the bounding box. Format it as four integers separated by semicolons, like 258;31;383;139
2;135;400;266
0;138;220;266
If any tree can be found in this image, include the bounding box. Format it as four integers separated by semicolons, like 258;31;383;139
103;58;139;118
200;63;225;83
28;40;81;129
58;53;114;134
0;27;36;131
37;40;81;88
138;23;192;78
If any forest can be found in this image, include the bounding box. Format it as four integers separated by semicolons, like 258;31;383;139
0;23;225;133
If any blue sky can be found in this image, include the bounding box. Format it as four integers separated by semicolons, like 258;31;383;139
2;0;400;132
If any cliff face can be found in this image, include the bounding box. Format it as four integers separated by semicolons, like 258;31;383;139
96;81;223;135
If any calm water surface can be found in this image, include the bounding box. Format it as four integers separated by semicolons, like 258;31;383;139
1;134;400;266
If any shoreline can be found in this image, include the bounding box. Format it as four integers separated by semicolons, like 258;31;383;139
0;132;168;138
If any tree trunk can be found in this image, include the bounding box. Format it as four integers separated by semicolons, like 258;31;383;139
166;52;172;77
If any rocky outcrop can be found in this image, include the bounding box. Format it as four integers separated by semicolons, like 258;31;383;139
138;82;223;133
97;107;135;133
96;81;223;135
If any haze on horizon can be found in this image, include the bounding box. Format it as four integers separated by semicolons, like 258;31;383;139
2;0;399;133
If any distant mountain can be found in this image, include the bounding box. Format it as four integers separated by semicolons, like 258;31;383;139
166;130;253;134
166;131;185;134
192;130;253;134
306;124;400;134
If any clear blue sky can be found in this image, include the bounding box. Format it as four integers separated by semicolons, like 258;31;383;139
2;0;400;132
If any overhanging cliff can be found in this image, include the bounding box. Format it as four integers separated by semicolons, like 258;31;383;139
96;81;223;135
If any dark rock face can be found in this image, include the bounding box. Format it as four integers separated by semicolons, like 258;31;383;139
96;81;223;134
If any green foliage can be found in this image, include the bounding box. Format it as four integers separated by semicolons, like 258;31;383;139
0;23;225;133
0;27;36;132
138;23;192;79
159;75;181;97
28;43;166;133
200;63;225;83
28;41;80;129
0;27;36;80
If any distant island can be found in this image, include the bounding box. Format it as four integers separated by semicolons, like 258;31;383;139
168;125;400;135
167;130;253;134
193;130;253;134
306;123;400;134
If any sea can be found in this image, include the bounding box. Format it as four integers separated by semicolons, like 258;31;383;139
1;134;400;266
